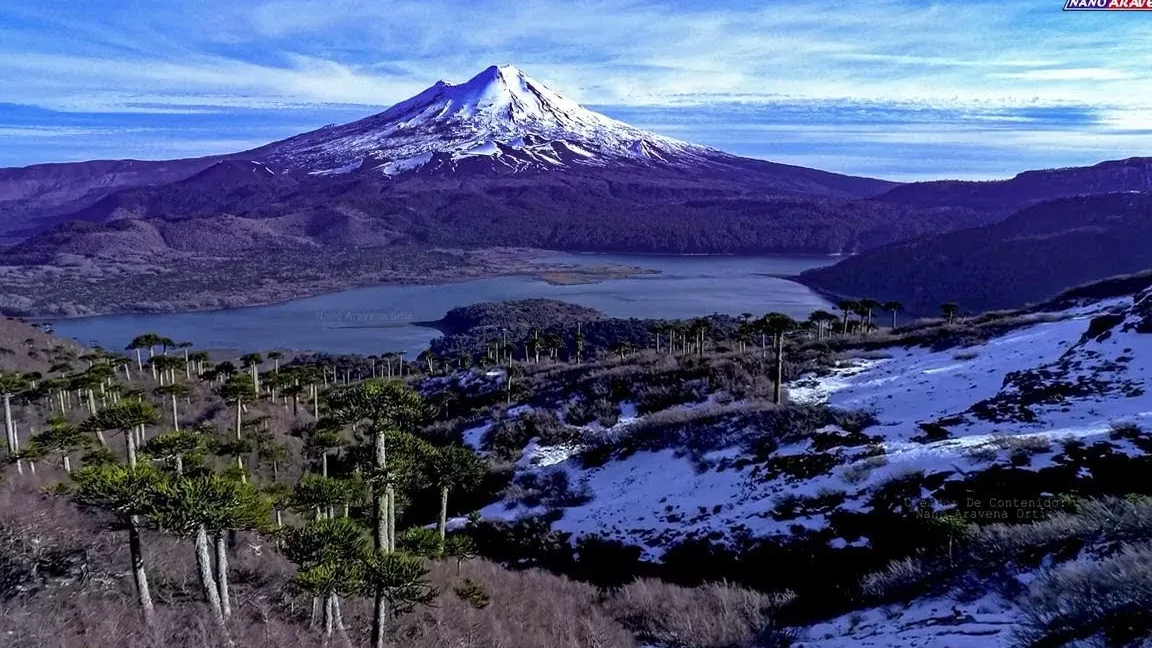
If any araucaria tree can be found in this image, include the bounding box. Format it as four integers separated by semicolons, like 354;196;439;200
69;463;165;625
323;378;430;648
428;444;486;551
941;302;961;325
81;399;160;469
151;472;271;632
760;312;797;405
217;375;257;472
0;371;31;474
883;301;904;329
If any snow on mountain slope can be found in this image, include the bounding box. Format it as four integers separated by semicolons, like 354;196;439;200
252;65;721;176
478;288;1152;559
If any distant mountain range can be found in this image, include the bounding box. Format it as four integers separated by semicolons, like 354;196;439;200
3;64;1152;316
2;65;953;260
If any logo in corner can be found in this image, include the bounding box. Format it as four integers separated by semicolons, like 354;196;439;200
1065;0;1152;9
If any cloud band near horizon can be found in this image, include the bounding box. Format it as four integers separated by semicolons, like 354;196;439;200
2;0;1151;179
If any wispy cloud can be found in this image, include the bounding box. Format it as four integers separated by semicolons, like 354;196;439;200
0;0;1150;176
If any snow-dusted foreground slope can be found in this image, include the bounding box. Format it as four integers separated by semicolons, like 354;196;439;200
470;286;1152;647
796;595;1022;648
482;290;1150;545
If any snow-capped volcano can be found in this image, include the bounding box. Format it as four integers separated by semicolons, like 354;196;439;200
254;65;717;176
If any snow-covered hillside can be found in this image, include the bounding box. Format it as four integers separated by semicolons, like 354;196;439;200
254;65;719;177
468;285;1152;647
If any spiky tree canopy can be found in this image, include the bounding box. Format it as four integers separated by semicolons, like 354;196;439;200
359;550;436;613
326;379;427;432
142;430;208;464
759;312;798;336
216;374;256;404
23;417;91;459
291;473;365;512
82;400;159;435
126;334;163;351
428;445;486;492
0;371;30;396
70;464;164;522
150;473;271;536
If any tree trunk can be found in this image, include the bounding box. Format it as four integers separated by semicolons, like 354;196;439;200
215;531;232;619
128;515;156;626
4;393;15;464
62;454;71;473
234;400;243;439
125;429;138;468
773;334;785;405
135;348;144;372
373;432;388;550
372;590;389;648
387;485;396;552
168;394;179;430
324;594;335;640
195;526;228;633
438;485;450;553
333;595;354;648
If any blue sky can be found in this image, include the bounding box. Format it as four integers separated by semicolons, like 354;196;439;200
2;0;1152;180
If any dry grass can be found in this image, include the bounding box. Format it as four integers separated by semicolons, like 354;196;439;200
0;477;792;648
604;579;795;648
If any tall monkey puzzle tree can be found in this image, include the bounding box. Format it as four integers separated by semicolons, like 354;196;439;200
82;399;159;469
0;371;30;474
428;444;486;552
283;517;368;640
69;464;164;626
760;312;798;405
24;415;91;473
151;473;270;629
217;375;256;473
324;378;426;648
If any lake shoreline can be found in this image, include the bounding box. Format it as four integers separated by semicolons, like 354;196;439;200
14;259;659;324
45;253;839;355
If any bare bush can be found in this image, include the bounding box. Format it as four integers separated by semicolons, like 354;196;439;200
605;578;795;648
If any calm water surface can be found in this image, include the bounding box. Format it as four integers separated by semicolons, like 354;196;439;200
52;253;835;354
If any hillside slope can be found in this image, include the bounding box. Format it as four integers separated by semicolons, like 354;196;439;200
461;282;1152;646
797;192;1152;316
875;156;1152;213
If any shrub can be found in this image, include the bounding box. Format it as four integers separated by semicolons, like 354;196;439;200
483;411;581;460
452;578;491;609
397;527;443;558
502;469;592;510
482;417;536;461
605;578;795;648
1017;543;1152;647
634;382;704;415
563;397;620;428
841;454;889;485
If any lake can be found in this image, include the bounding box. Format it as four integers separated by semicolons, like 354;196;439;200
51;253;836;355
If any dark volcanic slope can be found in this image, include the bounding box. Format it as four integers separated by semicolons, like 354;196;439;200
0;157;220;238
876;157;1152;213
799;192;1152;316
6;174;990;260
